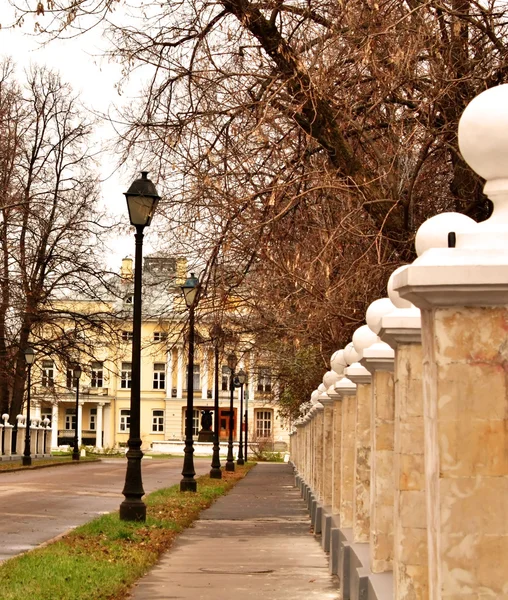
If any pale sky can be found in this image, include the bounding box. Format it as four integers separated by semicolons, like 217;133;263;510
0;4;155;269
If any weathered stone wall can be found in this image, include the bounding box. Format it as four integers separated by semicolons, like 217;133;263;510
394;342;428;599
423;306;508;599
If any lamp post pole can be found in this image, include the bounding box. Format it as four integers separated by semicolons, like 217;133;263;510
209;324;223;479
180;273;199;492
22;347;35;466
244;389;249;462
72;364;82;461
120;171;160;522
225;353;237;472
236;369;246;465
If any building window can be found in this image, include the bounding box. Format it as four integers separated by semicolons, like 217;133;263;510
255;410;272;438
89;408;97;430
257;367;272;393
183;409;200;437
152;409;164;433
153;331;168;342
221;366;230;391
41;408;52;425
121;362;132;389
153;363;165;390
42;360;54;388
65;408;76;430
91;361;104;388
119;409;130;432
122;331;133;341
185;364;200;391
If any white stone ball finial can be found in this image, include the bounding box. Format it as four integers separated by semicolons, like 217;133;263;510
415;212;476;257
352;325;378;357
323;370;340;389
343;342;361;365
311;389;320;402
458;84;508;188
366;298;395;335
388;266;413;308
330;349;347;375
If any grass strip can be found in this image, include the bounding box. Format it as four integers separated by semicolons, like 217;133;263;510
0;456;99;472
0;463;255;600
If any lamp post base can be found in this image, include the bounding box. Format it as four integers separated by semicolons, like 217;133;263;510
119;499;147;521
210;467;222;479
22;456;31;467
180;477;197;492
72;451;80;461
236;457;245;465
225;460;235;472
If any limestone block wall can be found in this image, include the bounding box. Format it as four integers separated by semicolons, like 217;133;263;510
332;396;342;515
353;382;371;543
394;342;428;599
370;369;395;573
422;306;508;598
340;393;356;528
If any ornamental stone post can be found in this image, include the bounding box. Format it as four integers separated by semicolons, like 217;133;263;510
381;268;428;599
394;84;508;598
336;373;357;530
362;299;396;574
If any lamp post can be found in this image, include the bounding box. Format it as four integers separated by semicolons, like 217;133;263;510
23;347;35;466
244;390;249;463
180;272;200;492
120;171;160;522
72;363;82;461
209;323;223;479
225;353;237;471
236;369;246;465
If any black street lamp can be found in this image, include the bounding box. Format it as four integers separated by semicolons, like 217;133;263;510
120;171;160;522
209;323;223;479
23;347;35;467
180;272;200;493
236;369;246;465
72;363;82;461
225;353;237;472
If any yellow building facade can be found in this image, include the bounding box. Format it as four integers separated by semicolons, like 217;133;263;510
31;257;289;455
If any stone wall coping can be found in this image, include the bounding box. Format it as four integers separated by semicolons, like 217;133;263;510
379;307;422;347
345;362;372;384
334;376;357;396
394;250;508;308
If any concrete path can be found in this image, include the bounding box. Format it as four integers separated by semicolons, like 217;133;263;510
128;463;340;600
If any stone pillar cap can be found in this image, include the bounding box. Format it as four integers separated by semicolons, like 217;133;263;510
394;86;508;307
314;400;325;412
380;305;421;348
319;391;334;406
345;362;372;384
361;341;395;372
334;376;356;395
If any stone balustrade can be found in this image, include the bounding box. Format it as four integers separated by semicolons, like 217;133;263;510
290;83;508;600
0;413;52;461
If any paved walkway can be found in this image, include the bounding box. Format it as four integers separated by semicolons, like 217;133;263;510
128;463;340;600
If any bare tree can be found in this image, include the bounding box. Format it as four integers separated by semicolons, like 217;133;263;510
0;61;123;418
8;0;508;413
